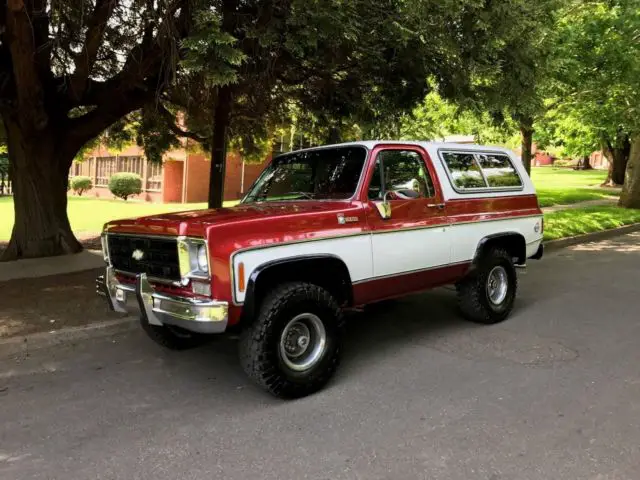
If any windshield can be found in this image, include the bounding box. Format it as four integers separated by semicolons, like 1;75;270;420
243;146;367;203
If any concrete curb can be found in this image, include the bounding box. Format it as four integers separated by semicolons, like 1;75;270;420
544;222;640;253
0;316;137;359
2;222;640;355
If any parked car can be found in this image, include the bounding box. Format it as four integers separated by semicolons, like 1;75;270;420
97;141;544;398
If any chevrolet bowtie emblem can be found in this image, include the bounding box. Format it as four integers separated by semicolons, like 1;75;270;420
132;249;145;261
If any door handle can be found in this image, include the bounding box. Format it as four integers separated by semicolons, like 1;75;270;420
427;203;445;210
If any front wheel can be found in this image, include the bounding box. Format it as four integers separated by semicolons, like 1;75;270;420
456;248;518;324
239;282;344;399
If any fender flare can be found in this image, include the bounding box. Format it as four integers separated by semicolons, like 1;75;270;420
239;254;353;322
472;232;526;266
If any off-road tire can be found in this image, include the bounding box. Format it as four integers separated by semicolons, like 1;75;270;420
140;316;211;350
239;282;344;399
456;248;518;324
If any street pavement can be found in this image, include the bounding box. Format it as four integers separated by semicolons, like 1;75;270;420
2;233;640;480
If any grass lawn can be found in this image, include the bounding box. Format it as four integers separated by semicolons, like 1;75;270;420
543;205;640;241
531;167;620;208
0;196;240;242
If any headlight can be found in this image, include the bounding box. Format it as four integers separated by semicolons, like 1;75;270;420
197;244;208;273
178;237;210;279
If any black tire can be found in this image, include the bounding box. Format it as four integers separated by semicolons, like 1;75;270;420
140;316;211;350
456;248;518;324
239;282;344;399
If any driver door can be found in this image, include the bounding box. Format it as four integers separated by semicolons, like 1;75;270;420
365;146;450;293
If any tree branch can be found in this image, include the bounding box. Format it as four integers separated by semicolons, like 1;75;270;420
67;85;155;152
157;104;209;142
69;0;120;101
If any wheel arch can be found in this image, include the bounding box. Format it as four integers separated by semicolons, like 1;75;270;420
240;254;354;325
473;232;527;267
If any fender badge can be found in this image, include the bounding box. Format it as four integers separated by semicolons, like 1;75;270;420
337;214;359;225
534;222;540;233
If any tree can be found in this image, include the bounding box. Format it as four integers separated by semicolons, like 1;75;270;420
439;0;560;174
156;0;564;207
544;0;640;187
395;91;520;148
0;0;239;260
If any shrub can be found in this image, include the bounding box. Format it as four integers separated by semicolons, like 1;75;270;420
70;176;93;196
109;172;142;200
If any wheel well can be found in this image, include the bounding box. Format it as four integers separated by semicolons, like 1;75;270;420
474;233;526;265
241;256;353;324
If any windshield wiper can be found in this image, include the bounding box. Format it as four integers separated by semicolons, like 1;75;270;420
284;191;316;200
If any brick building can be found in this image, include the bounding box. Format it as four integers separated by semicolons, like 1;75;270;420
70;142;271;203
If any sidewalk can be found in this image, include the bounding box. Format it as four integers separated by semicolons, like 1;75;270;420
0;249;105;282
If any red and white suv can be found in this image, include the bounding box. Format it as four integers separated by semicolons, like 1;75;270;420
97;141;544;398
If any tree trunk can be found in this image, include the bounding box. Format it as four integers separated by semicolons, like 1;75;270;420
581;155;592;170
327;126;342;144
603;136;630;186
208;86;232;209
0;117;81;261
519;118;534;175
618;136;640;209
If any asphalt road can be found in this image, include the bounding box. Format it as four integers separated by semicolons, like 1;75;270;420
2;233;640;480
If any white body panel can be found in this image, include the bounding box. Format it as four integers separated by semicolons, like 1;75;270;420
232;235;373;304
371;226;449;277
449;217;543;264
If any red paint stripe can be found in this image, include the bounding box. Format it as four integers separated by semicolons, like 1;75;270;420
352;262;471;306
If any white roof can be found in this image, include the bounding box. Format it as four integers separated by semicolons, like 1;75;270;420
293;140;514;154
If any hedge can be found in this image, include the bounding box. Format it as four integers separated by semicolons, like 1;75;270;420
109;172;143;200
70;176;93;196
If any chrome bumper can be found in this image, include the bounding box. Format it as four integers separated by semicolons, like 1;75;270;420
96;267;228;334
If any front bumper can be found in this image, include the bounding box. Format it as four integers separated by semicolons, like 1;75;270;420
96;267;228;334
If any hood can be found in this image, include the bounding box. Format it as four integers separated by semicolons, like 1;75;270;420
104;201;357;237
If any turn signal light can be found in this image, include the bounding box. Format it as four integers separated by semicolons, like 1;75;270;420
238;262;246;293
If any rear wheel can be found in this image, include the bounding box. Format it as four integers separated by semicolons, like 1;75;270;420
456;248;518;324
239;282;344;399
140;316;211;350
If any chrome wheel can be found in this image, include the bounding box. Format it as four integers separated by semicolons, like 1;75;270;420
279;313;327;372
486;266;509;305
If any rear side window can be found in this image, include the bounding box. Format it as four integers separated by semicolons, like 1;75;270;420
441;151;523;192
441;152;487;189
476;154;522;188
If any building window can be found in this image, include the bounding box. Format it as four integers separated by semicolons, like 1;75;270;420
147;161;162;191
95;156;117;186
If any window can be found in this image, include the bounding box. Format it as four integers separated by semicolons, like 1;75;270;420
441;152;487;190
476;154;522;188
243;146;366;202
368;150;435;200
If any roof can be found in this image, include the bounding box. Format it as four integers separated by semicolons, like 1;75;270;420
282;140;514;154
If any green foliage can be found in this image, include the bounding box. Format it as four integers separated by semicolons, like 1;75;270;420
540;0;640;154
108;173;142;201
396;91;520;147
70;176;93;196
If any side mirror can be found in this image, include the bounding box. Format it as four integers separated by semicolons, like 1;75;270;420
375;199;392;219
374;189;419;219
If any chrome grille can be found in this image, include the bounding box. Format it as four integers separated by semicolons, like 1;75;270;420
107;235;180;280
